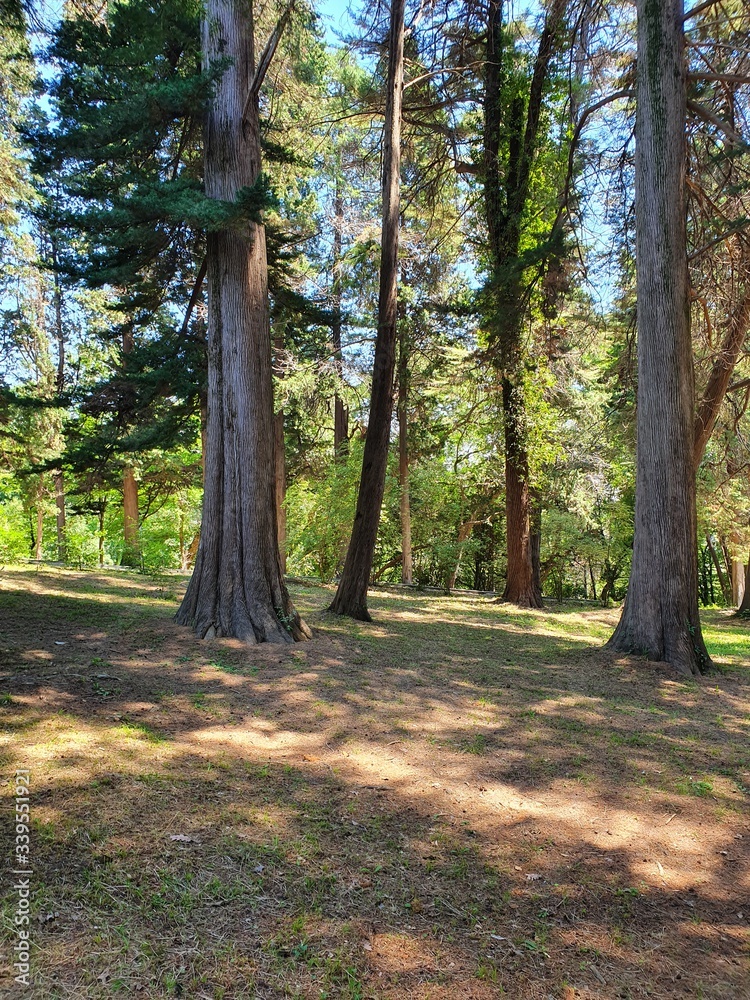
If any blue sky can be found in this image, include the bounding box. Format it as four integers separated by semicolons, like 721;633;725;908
316;0;356;44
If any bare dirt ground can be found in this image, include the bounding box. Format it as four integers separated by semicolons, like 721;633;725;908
0;567;748;999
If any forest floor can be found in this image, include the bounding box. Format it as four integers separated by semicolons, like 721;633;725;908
0;567;748;1000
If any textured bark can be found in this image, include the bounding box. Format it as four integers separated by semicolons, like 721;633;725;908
483;0;565;609
499;380;543;605
273;332;287;573
121;325;140;566
122;465;140;566
200;389;208;477
530;491;542;603
398;322;412;584
332;177;349;458
274;407;287;574
176;0;308;643
501;379;534;603
329;0;405;620
607;0;710;674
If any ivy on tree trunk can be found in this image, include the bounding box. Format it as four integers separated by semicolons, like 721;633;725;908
483;0;566;608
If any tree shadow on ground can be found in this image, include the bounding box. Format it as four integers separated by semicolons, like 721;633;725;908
0;568;748;998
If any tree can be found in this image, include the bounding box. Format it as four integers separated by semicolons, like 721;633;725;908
397;314;412;583
176;0;309;643
329;0;406;620
331;173;350;458
607;0;710;675
0;0;33;240
482;0;569;607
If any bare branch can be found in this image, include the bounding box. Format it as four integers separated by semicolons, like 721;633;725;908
403;62;483;91
550;89;634;237
687;72;750;84
683;0;722;22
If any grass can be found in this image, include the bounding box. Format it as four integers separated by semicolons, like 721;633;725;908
0;566;748;999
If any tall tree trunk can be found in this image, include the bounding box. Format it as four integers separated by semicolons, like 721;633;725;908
200;387;208;478
176;0;307;643
329;0;405;620
122;466;140;566
52;233;66;562
121;326;140;566
499;379;543;605
273;333;287;573
530;488;543;603
398;321;412;584
332;175;349;458
274;408;287;574
483;0;565;609
608;0;710;674
188;388;208;566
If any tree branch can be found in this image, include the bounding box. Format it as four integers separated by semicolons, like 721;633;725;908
550;89;634;237
688;219;750;262
687;99;747;146
243;0;296;122
180;256;207;339
683;0;722;22
687;72;750;83
694;278;750;470
403;62;483;91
